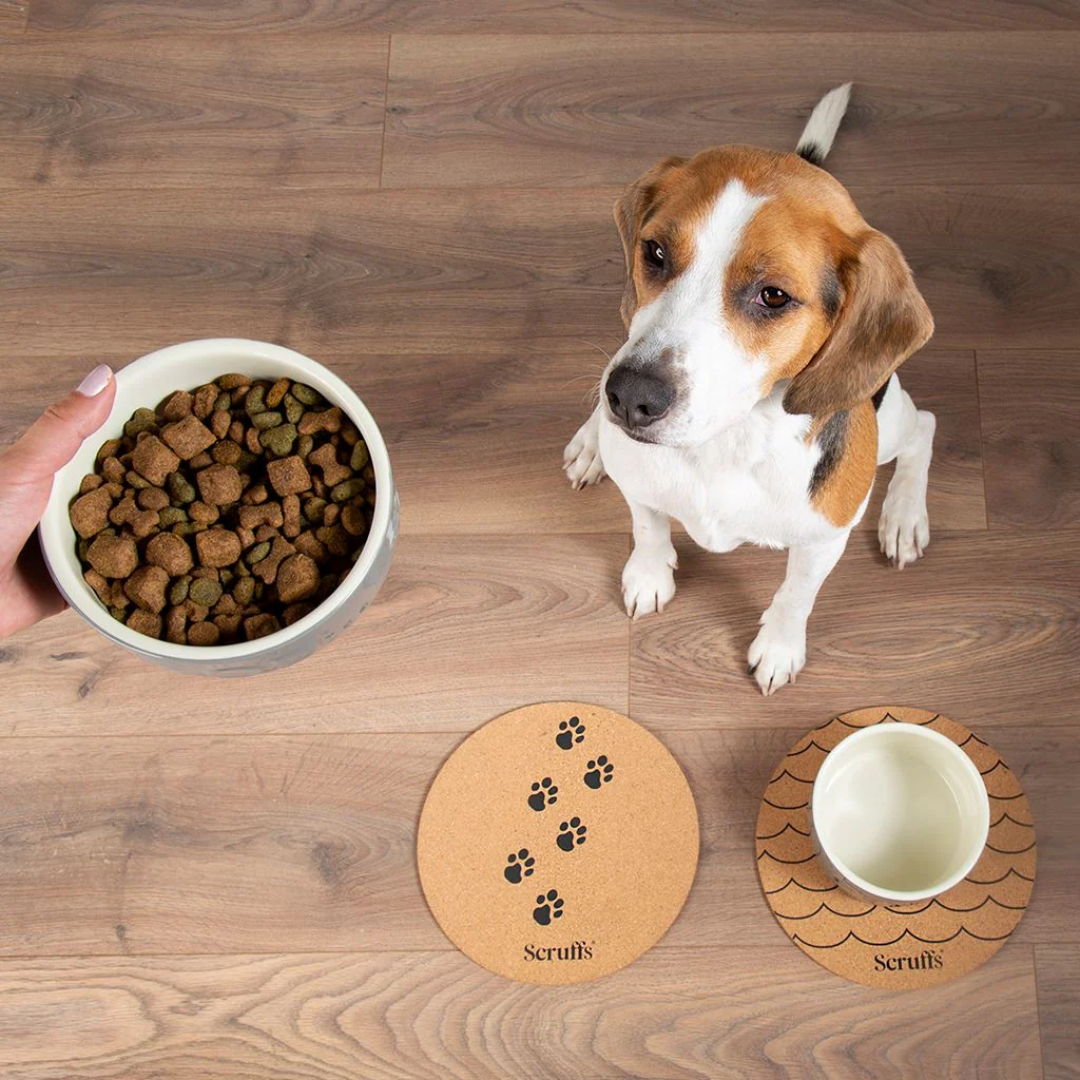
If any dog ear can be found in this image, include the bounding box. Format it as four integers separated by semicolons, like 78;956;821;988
783;229;934;417
613;156;684;329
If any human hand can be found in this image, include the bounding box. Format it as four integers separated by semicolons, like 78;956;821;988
0;364;116;640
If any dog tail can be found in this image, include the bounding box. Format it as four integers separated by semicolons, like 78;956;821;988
795;83;852;167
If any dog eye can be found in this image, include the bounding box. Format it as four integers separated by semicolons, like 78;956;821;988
756;286;791;309
642;240;666;271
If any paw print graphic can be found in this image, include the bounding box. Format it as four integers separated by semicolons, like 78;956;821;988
528;777;559;811
504;849;535;884
556;716;586;750
533;889;565;926
584;756;614;789
556;817;587;851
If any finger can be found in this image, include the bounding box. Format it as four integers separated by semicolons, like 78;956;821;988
0;364;116;563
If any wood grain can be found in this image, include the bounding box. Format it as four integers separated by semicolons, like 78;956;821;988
1036;945;1080;1080
1;185;1078;362
0;947;1042;1080
25;0;1080;34
384;32;1080;188
979;350;1080;528
0;723;1070;958
0;0;27;32
0;533;629;737
629;528;1080;731
0;34;388;188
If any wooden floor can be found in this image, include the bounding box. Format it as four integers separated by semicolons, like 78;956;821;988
1;3;1078;1077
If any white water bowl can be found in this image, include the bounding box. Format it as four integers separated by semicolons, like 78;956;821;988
39;339;398;676
810;723;990;904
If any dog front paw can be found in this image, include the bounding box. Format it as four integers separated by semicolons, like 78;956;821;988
621;549;677;620
747;612;807;696
878;481;929;569
563;418;605;489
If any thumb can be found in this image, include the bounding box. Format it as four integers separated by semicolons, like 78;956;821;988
0;364;117;561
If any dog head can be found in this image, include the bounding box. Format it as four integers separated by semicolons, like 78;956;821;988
603;147;933;445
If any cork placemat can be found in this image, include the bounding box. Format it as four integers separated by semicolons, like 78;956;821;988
418;702;700;984
756;706;1036;990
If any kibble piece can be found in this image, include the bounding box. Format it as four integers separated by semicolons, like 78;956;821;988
166;471;196;504
350;440;370;471
214;390;231;412
242;482;268;506
159;390;194;422
125;469;151;490
233;576;257;605
238;503;284;530
109;496;159;539
341;503;368;536
158;506;187;529
254;524;280;543
196;528;242;568
131;435;181;487
266;377;291;408
244;384;267;416
245;540;271;566
316;523;350;557
124;565;169;613
192;566;220;581
87;534;138;578
193;384;218;419
266;455;311;497
252;410;283;431
211;439;242;466
84;568;112;604
214;593;240;617
145;532;194;576
283;393;304;424
160;414;216;461
137;486;170;512
168;575;191;606
290;382;320;406
97;438;123;462
101;456;126;484
293;530;328;563
282;494;301;538
209;409;232;439
127;609;163;639
70;486;114;538
330;478;364;503
187;621;221;647
309;443;351;486
282;602;314;627
244;613;281;640
259;422;297;458
276;553;321;603
78;473;104;495
298;406;343;436
188;577;223;607
214;613;244;636
323;503;340;526
187;500;218;525
216;373;250;390
182;599;209;623
196;463;242;506
124;407;158;438
165;605;187;644
252;536;295;583
189;451;213;470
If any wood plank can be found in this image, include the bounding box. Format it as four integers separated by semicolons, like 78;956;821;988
384;32;1080;188
0;186;1077;360
979;350;1080;528
0;533;629;737
1036;945;1080;1080
0;724;1070;956
0;947;1042;1079
0;0;27;33
25;0;1080;34
0;34;388;189
629;529;1080;731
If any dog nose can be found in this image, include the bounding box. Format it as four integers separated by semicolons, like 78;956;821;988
605;367;674;430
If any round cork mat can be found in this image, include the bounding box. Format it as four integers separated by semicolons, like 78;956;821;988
757;706;1036;990
418;702;700;984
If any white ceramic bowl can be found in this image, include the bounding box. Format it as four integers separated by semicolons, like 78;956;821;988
810;724;990;904
39;339;399;676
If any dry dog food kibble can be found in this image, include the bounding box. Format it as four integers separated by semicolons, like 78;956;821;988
69;375;375;645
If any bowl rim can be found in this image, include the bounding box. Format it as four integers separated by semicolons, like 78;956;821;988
39;338;393;660
810;722;991;903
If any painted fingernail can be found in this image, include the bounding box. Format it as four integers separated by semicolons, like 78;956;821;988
76;364;112;397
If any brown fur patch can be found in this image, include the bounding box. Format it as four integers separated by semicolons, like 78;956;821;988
810;401;878;526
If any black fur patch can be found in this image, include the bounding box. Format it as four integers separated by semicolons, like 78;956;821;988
870;379;890;411
797;142;824;167
820;268;842;320
809;410;849;495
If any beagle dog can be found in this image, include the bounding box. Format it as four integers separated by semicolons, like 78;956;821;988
564;84;935;695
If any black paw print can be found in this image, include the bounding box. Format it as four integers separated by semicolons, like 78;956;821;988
556;716;586;750
504;849;535;884
584;756;614;789
557;817;587;852
533;889;565;926
528;777;559;812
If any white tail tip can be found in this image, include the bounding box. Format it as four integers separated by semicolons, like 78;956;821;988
795;83;852;167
